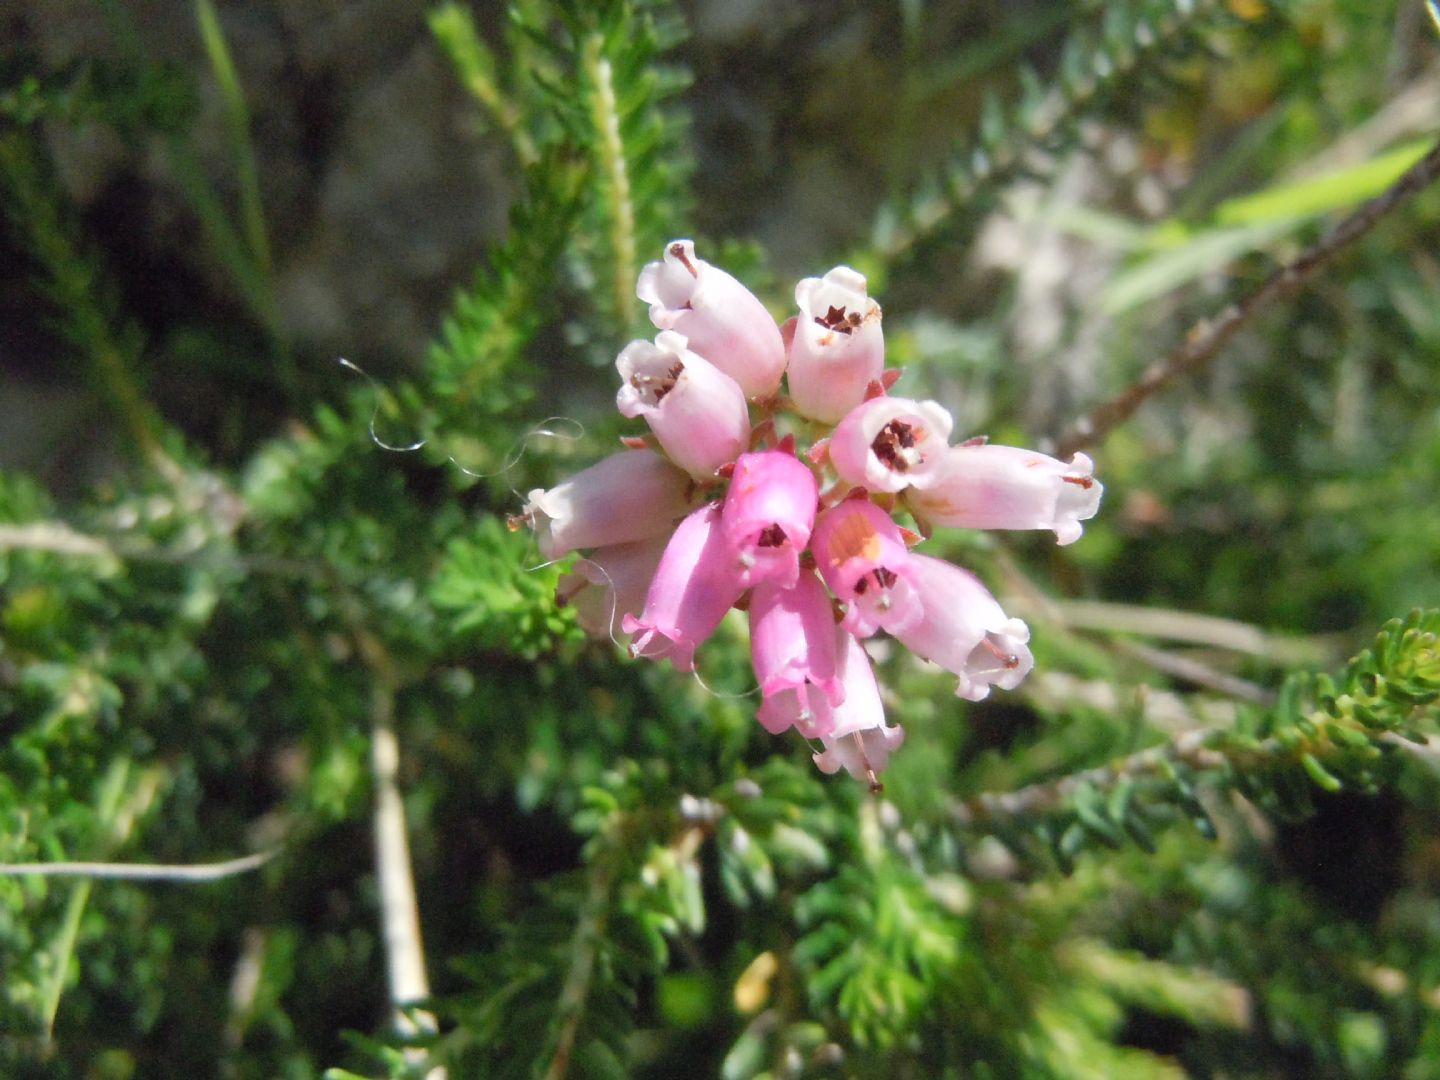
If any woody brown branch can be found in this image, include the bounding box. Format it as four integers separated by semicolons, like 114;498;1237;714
1054;136;1440;459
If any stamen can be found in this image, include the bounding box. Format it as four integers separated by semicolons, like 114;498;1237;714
1061;474;1095;489
505;511;530;532
756;524;788;548
670;242;698;277
981;637;1021;669
852;731;883;794
631;360;685;404
870;419;922;474
815;304;856;335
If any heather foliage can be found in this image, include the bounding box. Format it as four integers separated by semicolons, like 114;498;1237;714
2;2;1440;1078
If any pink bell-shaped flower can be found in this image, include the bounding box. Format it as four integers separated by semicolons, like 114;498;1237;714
810;630;905;789
750;572;844;737
785;266;884;423
616;331;752;478
622;503;746;672
637;240;787;399
907;444;1103;545
720;448;819;589
557;534;669;639
810;497;923;638
830;395;955;493
523;448;692;560
889;554;1034;701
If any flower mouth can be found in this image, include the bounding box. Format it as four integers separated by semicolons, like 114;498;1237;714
851;567;897;596
629;359;685;405
871;419;924;473
755;523;788;548
815;304;863;334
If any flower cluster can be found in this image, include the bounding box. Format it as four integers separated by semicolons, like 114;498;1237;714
519;240;1102;788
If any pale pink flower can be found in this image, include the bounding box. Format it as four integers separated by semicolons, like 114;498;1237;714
523;448;692;560
636;239;786;398
557;534;669;639
749;572;843;736
720;449;819;589
830;395;955;493
785;266;884;423
890;554;1033;701
810;497;923;638
615;331;751;477
810;631;905;787
622;503;745;672
907;444;1102;545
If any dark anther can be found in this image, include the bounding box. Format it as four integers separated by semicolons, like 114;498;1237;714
815;304;857;334
756;524;788;548
647;361;685;403
1062;474;1095;489
871;419;920;472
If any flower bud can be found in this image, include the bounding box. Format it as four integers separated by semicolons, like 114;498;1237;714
907;445;1102;545
830;396;955;493
810;498;923;637
750;572;843;737
523;448;691;560
785;266;884;423
721;449;819;589
558;534;669;639
622;503;746;671
810;631;905;787
890;554;1033;701
616;331;751;477
637;239;786;398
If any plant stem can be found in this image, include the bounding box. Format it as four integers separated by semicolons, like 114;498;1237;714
583;35;637;327
1053;136;1440;458
0;851;274;881
38;762;163;1039
542;843;619;1080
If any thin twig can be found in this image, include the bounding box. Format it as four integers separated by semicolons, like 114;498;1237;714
346;616;444;1078
1030;598;1338;666
1053;136;1440;458
0;850;275;882
368;680;441;1053
1111;639;1275;706
542;846;619;1080
0;521;325;579
950;727;1225;826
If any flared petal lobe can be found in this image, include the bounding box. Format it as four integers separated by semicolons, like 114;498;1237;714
524;448;692;560
615;331;752;477
637;240;786;398
558;534;669;639
907;445;1102;545
750;573;843;736
721;449;819;589
810;631;905;785
622;503;745;672
785;266;884;423
830;396;955;493
810;498;923;637
889;554;1034;701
